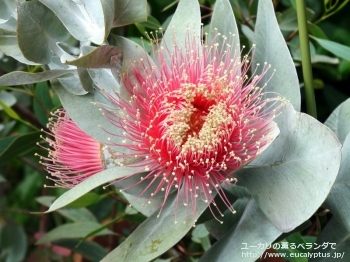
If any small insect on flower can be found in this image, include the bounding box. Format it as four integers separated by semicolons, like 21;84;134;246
36;109;110;188
101;28;286;224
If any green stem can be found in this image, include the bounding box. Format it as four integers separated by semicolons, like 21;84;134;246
296;0;317;118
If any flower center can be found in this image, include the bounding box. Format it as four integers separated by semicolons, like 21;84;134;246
164;83;234;153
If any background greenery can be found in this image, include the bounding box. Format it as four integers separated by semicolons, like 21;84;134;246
1;0;350;261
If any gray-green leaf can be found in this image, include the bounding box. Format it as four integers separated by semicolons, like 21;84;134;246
253;0;301;111
200;199;282;262
36;222;114;245
324;98;350;144
236;104;341;232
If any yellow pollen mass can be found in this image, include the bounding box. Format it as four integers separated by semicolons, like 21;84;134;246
164;80;234;154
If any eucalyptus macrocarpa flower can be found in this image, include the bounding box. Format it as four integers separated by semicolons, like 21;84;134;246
37;109;105;188
101;30;286;223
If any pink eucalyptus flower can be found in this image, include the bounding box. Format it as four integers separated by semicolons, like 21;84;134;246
37;109;104;188
102;32;285;222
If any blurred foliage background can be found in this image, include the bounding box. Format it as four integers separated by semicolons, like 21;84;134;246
0;0;349;261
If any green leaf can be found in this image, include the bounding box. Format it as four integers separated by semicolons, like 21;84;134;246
325;98;350;144
0;90;16;110
136;15;162;30
205;198;249;240
208;0;240;69
308;24;328;39
112;0;147;27
253;0;301;111
236;104;341;232
52;239;108;262
101;191;209;262
279;8;298;31
199;199;282;262
0;174;6;183
64;45;122;68
161;0;201;54
17;1;70;64
0;120;17;137
0;132;41;164
36;222;114;245
289;36;316;61
0;224;27;262
0;70;74;86
0;99;37;129
311;36;350;61
241;24;254;43
286;232;307;253
36;196;98;222
191;224;211;251
33;82;54;126
310;218;350;261
67;192;100;208
43;167;136;213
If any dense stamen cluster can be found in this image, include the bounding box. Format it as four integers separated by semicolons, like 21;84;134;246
36;109;105;188
103;32;285;223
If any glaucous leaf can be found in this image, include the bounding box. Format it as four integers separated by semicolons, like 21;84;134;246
43;167;136;213
0;32;40;65
312;36;350;61
253;0;301;111
0;70;74;86
112;0;147;27
39;0;106;44
48;57;88;95
87;68;120;93
311;55;339;65
241;24;254;43
205;198;249;240
323;132;350;231
121;190;162;217
161;0;201;54
0;0;16;22
65;45;122;68
200;199;282;262
112;36;154;101
310;218;350;261
208;0;240;68
324;98;350;144
52;80;121;145
236;104;341;232
36;222;114;244
36;196;98;222
0;0;16;33
101;191;209;262
17;1;70;64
